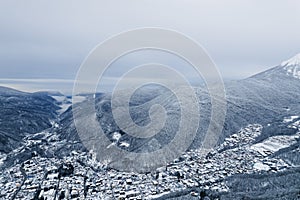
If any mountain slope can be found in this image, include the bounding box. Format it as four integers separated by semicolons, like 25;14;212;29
0;86;60;153
222;55;300;139
57;54;300;169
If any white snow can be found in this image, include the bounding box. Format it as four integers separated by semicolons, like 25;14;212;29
43;188;55;197
106;137;130;149
51;95;65;102
50;121;59;128
112;132;121;141
51;95;71;114
120;141;130;148
106;142;116;149
0;153;6;166
253;162;271;171
288;120;300;130
47;173;59;180
147;191;170;199
72;96;87;104
283;115;299;123
284;65;300;79
58;103;71;114
281;53;300;66
251;134;299;156
281;53;300;79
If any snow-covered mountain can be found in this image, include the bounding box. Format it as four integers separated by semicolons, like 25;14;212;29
56;54;300;170
281;53;300;79
250;53;300;81
0;86;60;153
1;54;300;199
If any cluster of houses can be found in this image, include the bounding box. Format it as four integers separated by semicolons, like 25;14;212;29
0;123;298;199
0;163;24;199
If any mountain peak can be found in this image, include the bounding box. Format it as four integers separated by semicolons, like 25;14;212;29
281;53;300;67
280;53;300;79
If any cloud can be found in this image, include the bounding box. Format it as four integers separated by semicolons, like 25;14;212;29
0;0;299;93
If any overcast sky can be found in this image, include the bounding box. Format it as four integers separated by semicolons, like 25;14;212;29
0;0;300;93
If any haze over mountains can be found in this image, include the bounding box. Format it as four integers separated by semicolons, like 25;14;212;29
1;54;300;155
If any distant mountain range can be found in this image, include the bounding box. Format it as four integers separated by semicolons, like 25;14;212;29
1;54;300;161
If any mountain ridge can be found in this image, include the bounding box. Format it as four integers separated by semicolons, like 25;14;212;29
0;86;60;153
55;54;300;171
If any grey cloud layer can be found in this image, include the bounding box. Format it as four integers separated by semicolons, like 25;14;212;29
0;0;300;92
